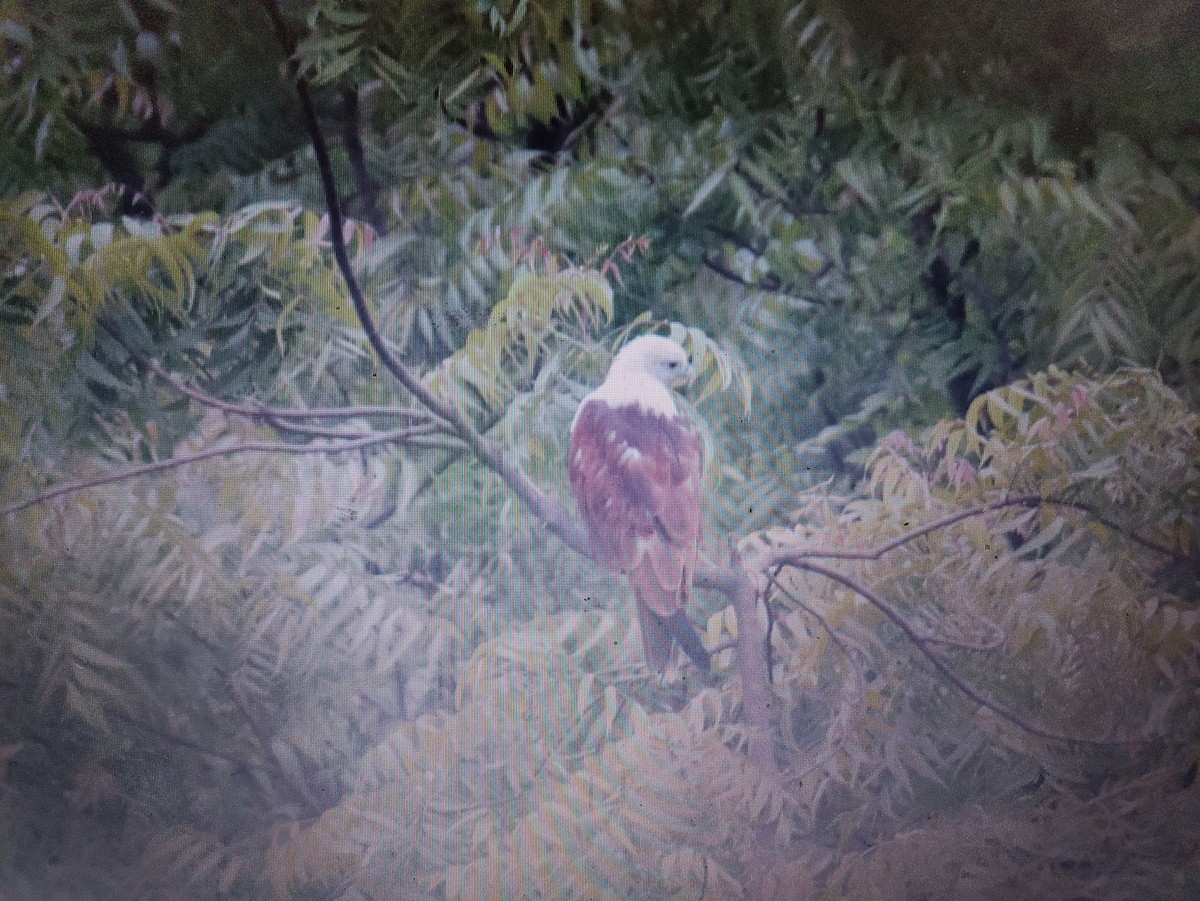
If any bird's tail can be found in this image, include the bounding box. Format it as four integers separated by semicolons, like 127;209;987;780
635;597;711;674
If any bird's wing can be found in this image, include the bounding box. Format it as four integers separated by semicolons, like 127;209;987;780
569;400;705;668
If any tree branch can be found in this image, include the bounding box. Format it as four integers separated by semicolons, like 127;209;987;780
256;416;371;441
1;425;437;518
340;87;387;235
764;568;865;698
756;494;1181;570
148;360;429;422
719;562;778;774
256;0;591;559
732;160;830;219
786;559;1146;746
110;709;258;771
700;253;801;299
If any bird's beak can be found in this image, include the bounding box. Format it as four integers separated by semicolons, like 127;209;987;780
674;362;696;388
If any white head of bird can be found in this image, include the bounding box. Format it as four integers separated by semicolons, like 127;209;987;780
588;336;695;418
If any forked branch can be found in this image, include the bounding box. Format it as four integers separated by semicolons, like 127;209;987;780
255;0;591;560
782;558;1151;747
757;494;1181;569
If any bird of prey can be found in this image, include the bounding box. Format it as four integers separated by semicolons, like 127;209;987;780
569;335;711;673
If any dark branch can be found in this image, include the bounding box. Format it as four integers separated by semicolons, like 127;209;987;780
148;360;431;423
758;495;1182;570
732;160;830;218
340;87;388;234
789;560;1148;747
764;567;865;698
1;426;438;518
699;252;830;305
256;0;591;559
110;709;258;770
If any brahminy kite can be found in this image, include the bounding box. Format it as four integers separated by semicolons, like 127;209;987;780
569;335;711;673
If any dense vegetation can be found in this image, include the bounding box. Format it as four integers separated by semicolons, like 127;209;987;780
2;1;1198;898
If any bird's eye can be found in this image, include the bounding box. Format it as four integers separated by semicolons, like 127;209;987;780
668;361;679;369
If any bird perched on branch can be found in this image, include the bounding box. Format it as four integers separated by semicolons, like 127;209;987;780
569;336;711;674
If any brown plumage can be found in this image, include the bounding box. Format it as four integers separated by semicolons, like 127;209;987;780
569;337;710;672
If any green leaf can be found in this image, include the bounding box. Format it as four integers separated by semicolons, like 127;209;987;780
33;113;51;161
684;159;735;218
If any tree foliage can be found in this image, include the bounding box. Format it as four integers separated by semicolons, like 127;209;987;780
1;0;1198;898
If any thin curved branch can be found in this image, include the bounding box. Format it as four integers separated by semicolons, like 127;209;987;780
920;621;1005;653
757;495;1181;569
732;161;830;219
1052;499;1182;560
340;87;387;235
786;559;1148;747
149;360;427;422
766;496;1046;564
764;568;865;699
109;709;257;770
701;253;804;301
766;573;877;789
258;416;372;441
254;0;468;432
1;425;436;518
151;363;399;440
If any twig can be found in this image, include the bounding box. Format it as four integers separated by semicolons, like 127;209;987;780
758;495;1181;569
1;426;434;517
258;416;371;441
732;160;830;219
920;612;1005;653
149;360;426;422
784;559;1147;747
109;709;256;770
764;572;874;789
701;253;786;295
763;568;866;700
340;87;388;235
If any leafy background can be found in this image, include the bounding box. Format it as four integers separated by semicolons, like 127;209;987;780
1;0;1198;898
